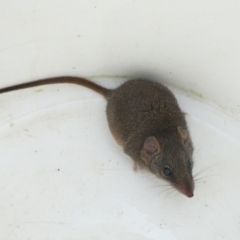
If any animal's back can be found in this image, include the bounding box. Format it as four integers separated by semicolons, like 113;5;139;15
106;79;187;146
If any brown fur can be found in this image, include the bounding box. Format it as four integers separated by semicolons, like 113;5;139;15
0;76;194;197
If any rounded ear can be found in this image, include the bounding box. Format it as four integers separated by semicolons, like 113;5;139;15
177;126;189;145
140;136;162;165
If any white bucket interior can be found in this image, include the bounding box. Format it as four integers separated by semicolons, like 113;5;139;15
1;1;240;239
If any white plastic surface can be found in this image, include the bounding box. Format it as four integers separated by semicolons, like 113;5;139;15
0;1;240;240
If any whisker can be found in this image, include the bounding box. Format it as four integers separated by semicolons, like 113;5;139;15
195;180;218;186
193;143;205;156
194;174;221;182
143;184;170;191
155;186;173;196
194;174;221;186
195;180;213;184
193;149;204;159
160;187;173;193
165;188;177;199
193;163;223;178
194;166;212;177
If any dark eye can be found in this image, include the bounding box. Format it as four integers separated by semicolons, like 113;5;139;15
163;167;172;176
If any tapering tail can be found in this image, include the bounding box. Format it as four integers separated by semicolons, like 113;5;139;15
0;76;111;98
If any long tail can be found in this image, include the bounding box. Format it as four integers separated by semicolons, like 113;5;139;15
0;76;111;98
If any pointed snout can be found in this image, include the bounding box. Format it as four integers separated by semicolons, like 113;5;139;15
180;187;194;198
177;180;195;198
186;192;194;198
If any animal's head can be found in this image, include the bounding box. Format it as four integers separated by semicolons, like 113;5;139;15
141;126;194;198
